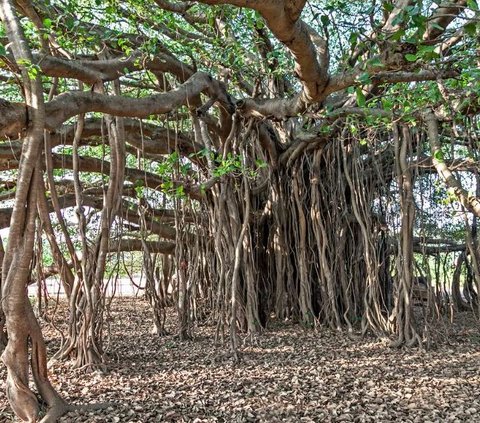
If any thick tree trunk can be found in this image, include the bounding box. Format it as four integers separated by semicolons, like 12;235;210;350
0;1;69;420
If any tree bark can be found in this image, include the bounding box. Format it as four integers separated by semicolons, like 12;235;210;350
0;0;68;420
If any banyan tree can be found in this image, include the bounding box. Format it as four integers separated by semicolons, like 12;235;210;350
0;0;479;421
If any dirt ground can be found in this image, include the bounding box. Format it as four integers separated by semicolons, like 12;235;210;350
0;298;479;422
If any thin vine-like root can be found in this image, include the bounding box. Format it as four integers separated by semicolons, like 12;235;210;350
229;179;251;362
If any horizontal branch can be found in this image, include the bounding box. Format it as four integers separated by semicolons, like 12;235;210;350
236;69;459;119
51;154;205;201
109;239;175;254
46;72;233;128
0;99;26;138
324;69;459;99
55;118;206;163
0;150;207;201
415;156;479;173
37;50;195;85
0;72;233;137
412;234;466;254
413;243;466;254
0;194;178;239
423;0;468;42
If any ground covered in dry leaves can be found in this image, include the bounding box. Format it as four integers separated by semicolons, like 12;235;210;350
1;298;479;422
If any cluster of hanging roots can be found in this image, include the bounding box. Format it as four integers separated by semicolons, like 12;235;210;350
163;116;480;354
32;116;480;365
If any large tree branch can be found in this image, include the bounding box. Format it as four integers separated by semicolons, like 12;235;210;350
0;99;26;138
0;151;207;201
46;72;233;128
35;240;176;279
109;239;175;254
0;72;233;137
191;0;328;103
53;119;206;162
325;69;459;99
236;69;458;119
0;194;178;239
423;0;468;42
36;50;195;85
46;118;193;148
153;0;209;25
50;155;205;201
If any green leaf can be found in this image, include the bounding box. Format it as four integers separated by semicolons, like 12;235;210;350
0;44;5;56
430;22;444;31
43;18;52;29
383;2;394;13
161;181;173;192
356;87;366;107
176;185;185;197
367;57;384;68
433;150;444;162
391;28;405;41
255;159;267;169
464;22;477;36
134;185;144;197
255;17;264;29
405;5;420;16
358;72;371;84
467;0;479;11
65;16;75;30
405;53;418;62
180;163;192;175
418;45;435;53
391;13;404;27
349;32;358;46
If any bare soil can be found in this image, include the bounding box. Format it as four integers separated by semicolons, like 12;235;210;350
0;299;479;422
